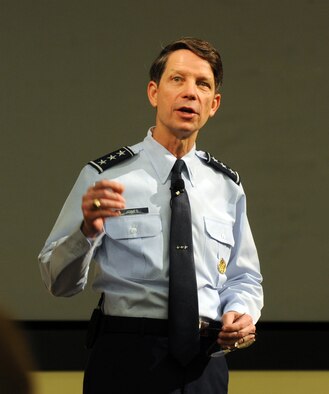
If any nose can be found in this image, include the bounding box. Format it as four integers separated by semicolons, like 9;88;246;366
182;80;197;100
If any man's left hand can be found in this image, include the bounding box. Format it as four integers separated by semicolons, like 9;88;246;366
217;311;256;349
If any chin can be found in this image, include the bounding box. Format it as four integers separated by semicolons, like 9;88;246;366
173;128;198;140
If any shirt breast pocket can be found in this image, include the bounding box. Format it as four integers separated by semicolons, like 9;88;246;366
203;217;235;288
104;213;163;280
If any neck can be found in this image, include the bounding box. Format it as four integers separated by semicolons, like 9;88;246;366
152;127;197;158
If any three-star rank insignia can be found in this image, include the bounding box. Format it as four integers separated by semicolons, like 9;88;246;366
201;152;240;185
88;146;135;174
217;258;227;274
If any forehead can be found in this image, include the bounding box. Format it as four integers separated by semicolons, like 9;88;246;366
164;49;214;80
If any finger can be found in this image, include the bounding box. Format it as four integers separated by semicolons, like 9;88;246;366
237;332;257;346
222;314;253;333
94;180;125;194
100;189;126;204
218;330;241;345
82;190;126;211
217;331;256;349
216;336;238;348
219;325;256;341
218;320;256;343
88;198;125;212
88;189;126;205
221;311;236;327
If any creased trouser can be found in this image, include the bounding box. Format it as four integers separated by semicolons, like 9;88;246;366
83;331;228;394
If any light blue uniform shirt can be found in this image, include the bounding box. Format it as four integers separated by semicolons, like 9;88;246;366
39;130;263;322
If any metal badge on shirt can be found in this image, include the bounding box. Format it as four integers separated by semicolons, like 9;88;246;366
120;207;149;216
217;258;227;274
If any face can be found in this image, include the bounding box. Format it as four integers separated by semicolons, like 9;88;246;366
148;49;221;141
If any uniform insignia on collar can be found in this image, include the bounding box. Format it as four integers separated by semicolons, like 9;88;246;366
201;152;240;185
88;146;135;174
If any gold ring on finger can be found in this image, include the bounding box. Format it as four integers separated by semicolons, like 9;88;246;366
92;198;101;210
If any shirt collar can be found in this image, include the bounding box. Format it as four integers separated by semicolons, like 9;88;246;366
143;128;197;186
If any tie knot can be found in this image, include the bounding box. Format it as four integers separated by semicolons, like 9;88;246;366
172;159;185;176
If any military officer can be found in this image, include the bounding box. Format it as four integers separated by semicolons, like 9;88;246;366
39;37;263;394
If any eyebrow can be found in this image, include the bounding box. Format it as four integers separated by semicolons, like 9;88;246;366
168;68;213;81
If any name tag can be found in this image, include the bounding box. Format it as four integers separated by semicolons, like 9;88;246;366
120;207;149;216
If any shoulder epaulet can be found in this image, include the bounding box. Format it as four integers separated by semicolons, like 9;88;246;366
200;152;240;185
88;146;135;174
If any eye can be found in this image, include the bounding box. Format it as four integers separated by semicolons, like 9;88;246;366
198;80;211;89
172;76;183;82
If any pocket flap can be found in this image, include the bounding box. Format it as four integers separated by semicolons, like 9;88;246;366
104;213;162;239
204;217;235;247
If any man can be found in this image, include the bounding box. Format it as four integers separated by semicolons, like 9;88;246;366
39;37;263;393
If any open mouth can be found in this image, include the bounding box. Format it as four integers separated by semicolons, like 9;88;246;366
177;106;197;114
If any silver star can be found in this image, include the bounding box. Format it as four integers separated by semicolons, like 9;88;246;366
108;155;116;161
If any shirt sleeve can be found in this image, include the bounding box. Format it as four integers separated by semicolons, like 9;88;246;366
38;165;104;297
219;187;264;323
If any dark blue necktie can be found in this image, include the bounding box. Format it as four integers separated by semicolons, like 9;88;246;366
168;159;200;365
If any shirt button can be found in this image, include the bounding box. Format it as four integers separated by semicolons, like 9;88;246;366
129;226;137;235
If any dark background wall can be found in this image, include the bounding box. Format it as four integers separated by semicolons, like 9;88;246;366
1;0;328;322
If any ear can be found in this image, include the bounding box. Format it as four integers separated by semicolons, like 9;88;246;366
209;93;221;118
147;81;158;108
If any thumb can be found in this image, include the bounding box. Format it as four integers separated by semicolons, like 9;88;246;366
221;311;236;328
